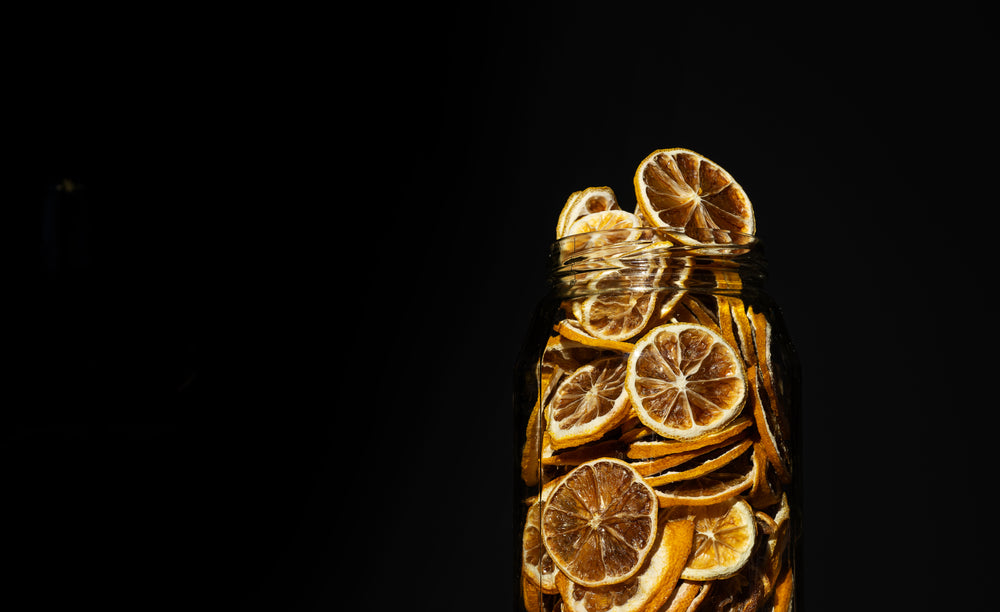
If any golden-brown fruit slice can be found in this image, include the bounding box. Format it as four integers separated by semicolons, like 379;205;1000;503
626;416;753;460
748;364;793;484
523;499;561;593
665;580;712;612
652;449;756;507
626;323;747;440
541;458;659;587
679;498;757;581
642;437;753;487
556;319;637;354
557;186;621;238
575;268;661;343
546;355;631;450
556;517;694;612
633;148;754;238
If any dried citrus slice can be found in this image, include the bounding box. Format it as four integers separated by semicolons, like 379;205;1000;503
557;186;621;238
651;449;756;507
748;439;783;508
556;319;636;354
556;517;694;612
521;573;544;612
633;148;754;238
567;209;642;237
771;566;794;612
541;458;658;587
748;364;793;484
626;323;747;440
659;580;711;612
643;437;753;487
626;416;753;460
680;498;756;581
574;267;662;343
523;499;561;593
546;356;631;449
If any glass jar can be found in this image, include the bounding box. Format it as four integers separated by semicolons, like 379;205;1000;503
514;227;801;612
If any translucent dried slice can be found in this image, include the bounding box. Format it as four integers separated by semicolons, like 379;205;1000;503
749;364;793;484
642;437;753;487
626;323;747;440
652;450;756;507
523;499;561;593
556;319;636;354
680;498;756;581
627;416;753;460
659;580;711;612
541;458;658;587
633;148;754;239
748;310;793;483
547;356;631;449
556;517;694;612
577;269;661;343
557;186;621;238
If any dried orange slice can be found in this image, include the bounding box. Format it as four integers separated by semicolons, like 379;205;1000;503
556;517;694;612
556;319;636;354
575;268;661;343
748;364;793;484
659;580;711;612
523;499;561;593
626;416;753;460
651;449;756;507
567;209;643;238
771;565;794;612
633;148;754;238
626;323;747;440
679;497;756;581
541;458;658;587
642;437;753;487
557;186;621;238
547;356;631;449
521;573;544;612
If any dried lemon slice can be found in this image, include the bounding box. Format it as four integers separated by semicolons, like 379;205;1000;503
555;517;694;612
627;416;753;460
541;458;658;587
651;450;756;507
556;319;636;354
633;148;754;238
626;323;747;440
679;497;756;581
546;355;631;449
556;186;621;238
523;499;561;593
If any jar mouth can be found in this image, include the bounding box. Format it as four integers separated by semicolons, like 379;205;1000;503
549;227;765;293
552;227;759;263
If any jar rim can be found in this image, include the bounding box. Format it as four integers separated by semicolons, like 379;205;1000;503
552;227;760;263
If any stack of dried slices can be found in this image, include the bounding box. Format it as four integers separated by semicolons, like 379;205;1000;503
521;149;795;612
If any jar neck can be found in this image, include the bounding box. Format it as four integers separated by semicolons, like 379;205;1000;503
548;227;767;298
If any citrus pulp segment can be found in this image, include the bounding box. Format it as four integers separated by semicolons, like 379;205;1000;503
626;323;747;440
541;458;659;587
633;148;754;239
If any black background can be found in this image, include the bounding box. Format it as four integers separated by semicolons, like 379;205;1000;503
14;2;995;610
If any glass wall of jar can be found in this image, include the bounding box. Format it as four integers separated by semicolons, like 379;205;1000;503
514;227;801;612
